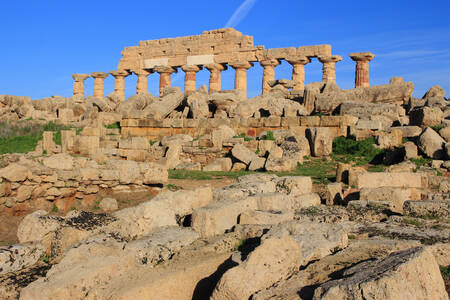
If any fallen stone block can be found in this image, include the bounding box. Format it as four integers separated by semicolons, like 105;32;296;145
357;172;427;189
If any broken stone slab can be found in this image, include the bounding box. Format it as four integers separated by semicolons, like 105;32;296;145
306;127;332;157
211;221;348;300
254;192;321;212
312;247;447;300
275;176;312;196
0;163;31;182
144;87;184;120
324;182;343;205
390;125;422;137
238;210;294;225
340;102;403;120
248;157;266;171
357;172;427;189
231;143;258;165
203;158;232;172
403;200;450;218
360;187;419;213
0;242;45;275
410;106;444;127
418;127;446;159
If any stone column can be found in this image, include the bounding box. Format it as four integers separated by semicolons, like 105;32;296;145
260;59;280;94
91;72;109;98
318;55;342;84
181;65;202;95
349;52;375;88
72;74;90;97
154;66;176;96
132;69;152;94
109;70;130;101
230;61;254;99
287;56;311;92
205;63;227;93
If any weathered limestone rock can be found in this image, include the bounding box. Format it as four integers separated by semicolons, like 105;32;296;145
186;87;209;119
203;158;233;172
145;87;184;120
211;125;235;148
231;143;257;165
248;157;266;171
376;129;402;148
324;182;343;205
238;210;294;225
423;85;446;99
360;187;418;213
0;242;45;275
0;163;30;182
439;126;450;142
340;102;403;120
404;141;419;159
303;82;322;114
142;162;168;184
42;131;56;153
43;153;74;170
410;106;444;127
357;172;426;189
99;198;118;211
306;127;332;157
403;200;449;218
313;247;447;300
418;127;446;159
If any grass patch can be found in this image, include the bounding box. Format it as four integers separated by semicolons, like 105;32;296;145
430;125;444;132
51;204;58;213
348;234;356;240
332;136;385;165
233;133;253;142
261;130;275;141
367;164;386;172
167;183;180;191
402;217;423;227
440;265;450;280
105;122;121;129
410;157;432;170
149;140;158;146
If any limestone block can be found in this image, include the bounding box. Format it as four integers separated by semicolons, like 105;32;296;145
248;157;266;171
357;172;426;189
403;200;449;218
265;157;297;172
355;119;383;130
231;162;247;171
0;242;45;275
231;143;257;165
61;130;75;153
146;87;184;120
80;127;100;136
142;163;168;185
313;247;447;300
438;126;450;142
43;153;74;170
404;141;419;159
306;127;332;157
392;126;422;137
203;158;233;172
324;182;343;205
0;163;30;182
410;106;444;127
131;137;149;150
99;198;118;212
42;131;56;153
238;210;294;225
418;127;446;159
376;129;402;149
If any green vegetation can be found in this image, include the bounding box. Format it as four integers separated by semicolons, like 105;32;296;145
301;206;319;215
93;201;100;210
233;239;250;251
332;136;385;165
233;133;253;142
440;265;450;280
410;157;432;170
167;183;179;191
348;234;356;240
105;122;121;129
402;217;423;227
149;140;158;146
41;254;50;263
261;130;275;141
430;125;444;132
168;157;334;184
51;204;58;213
0;121;81;154
367;164;386;172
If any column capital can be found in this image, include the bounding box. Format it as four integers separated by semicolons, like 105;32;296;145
154;65;177;74
229;61;254;70
181;65;202;73
72;74;90;81
131;69;153;76
109;70;130;77
349;52;375;62
318;55;343;64
91;72;109;79
205;63;227;72
286;55;311;65
259;59;281;67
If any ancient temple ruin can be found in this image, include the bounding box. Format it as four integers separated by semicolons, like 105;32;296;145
72;28;374;99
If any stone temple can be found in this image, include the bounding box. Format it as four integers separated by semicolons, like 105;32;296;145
72;28;374;99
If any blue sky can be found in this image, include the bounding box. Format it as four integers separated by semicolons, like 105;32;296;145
0;0;449;99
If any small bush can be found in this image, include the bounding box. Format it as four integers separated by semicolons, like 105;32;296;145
51;205;58;213
261;131;275;141
332;136;385;165
105;122;121;129
410;157;431;170
233;133;253;142
440;265;450;280
430;125;444;132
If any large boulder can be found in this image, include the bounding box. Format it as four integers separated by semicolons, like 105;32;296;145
43;153;74;170
423;85;446;99
0;242;45;275
418;127;446;159
313;247;447;300
231;144;258;165
187;87;209;119
410;106;444;127
306;127;332;157
203;158;233;172
144;87;184;120
0;163;30;182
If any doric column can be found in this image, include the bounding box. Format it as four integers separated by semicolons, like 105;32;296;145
154;66;176;96
132;69;152;94
260;59;280;94
181;65;202;95
318;55;342;84
230;61;254;99
287;56;311;92
91;72;109;98
109;70;130;101
205;63;227;93
72;74;90;97
349;52;375;88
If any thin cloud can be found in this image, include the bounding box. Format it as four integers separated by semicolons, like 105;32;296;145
225;0;258;28
377;49;450;59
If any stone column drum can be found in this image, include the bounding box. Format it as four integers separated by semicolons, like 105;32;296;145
230;61;253;99
181;65;202;95
133;69;152;94
260;59;280;94
350;52;375;88
109;70;130;101
154;66;176;96
91;72;109;98
205;63;227;93
318;55;342;84
287;56;311;92
72;74;90;97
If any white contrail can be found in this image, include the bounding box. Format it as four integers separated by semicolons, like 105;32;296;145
225;0;258;28
172;0;257;85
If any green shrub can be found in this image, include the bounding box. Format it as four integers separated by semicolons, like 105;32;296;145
51;205;58;213
261;130;275;141
410;157;431;170
332;136;385;165
430;125;444;132
105;122;121;129
233;133;253;142
440;265;450;280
